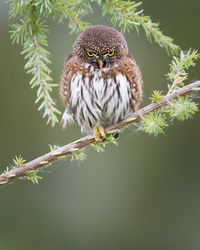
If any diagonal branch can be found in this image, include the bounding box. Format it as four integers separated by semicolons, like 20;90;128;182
0;81;200;187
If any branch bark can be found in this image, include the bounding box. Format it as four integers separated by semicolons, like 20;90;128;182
0;81;200;187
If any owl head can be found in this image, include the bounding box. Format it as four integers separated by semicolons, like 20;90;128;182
73;25;128;69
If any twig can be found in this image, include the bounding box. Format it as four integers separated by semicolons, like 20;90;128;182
0;81;200;187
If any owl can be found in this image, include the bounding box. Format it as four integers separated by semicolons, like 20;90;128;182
60;25;143;141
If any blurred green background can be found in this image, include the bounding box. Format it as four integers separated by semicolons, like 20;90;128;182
0;1;200;249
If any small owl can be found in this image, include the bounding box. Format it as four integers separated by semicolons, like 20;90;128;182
60;25;143;141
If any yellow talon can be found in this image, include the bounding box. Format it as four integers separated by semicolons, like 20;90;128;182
94;127;100;142
94;126;106;142
99;126;106;139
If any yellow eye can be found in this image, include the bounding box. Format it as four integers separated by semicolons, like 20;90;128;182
108;51;115;57
87;51;94;57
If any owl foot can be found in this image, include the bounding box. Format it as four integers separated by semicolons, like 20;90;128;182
94;127;106;142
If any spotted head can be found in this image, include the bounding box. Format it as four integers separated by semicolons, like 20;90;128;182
73;25;129;69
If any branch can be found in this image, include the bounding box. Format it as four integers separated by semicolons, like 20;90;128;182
101;0;179;54
0;81;200;187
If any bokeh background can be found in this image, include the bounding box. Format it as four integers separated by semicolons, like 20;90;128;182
0;0;200;249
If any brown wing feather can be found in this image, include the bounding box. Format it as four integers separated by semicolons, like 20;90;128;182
60;53;72;107
124;54;143;111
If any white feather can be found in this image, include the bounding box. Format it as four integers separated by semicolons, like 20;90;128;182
61;108;74;128
68;65;131;132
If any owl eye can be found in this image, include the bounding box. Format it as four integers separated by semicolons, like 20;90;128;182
107;51;115;57
87;51;94;57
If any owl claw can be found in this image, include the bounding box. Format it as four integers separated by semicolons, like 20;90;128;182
94;127;106;142
98;127;106;139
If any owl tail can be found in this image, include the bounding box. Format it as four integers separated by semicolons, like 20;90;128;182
60;107;74;128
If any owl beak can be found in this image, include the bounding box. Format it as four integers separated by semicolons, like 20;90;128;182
97;58;104;69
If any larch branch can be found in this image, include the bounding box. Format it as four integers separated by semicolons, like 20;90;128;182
0;81;200;187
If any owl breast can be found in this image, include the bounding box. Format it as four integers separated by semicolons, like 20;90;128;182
68;65;133;133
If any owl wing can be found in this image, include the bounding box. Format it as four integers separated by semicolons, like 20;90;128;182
122;54;143;111
59;53;76;128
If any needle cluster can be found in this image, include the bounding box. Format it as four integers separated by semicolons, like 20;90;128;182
139;50;199;136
